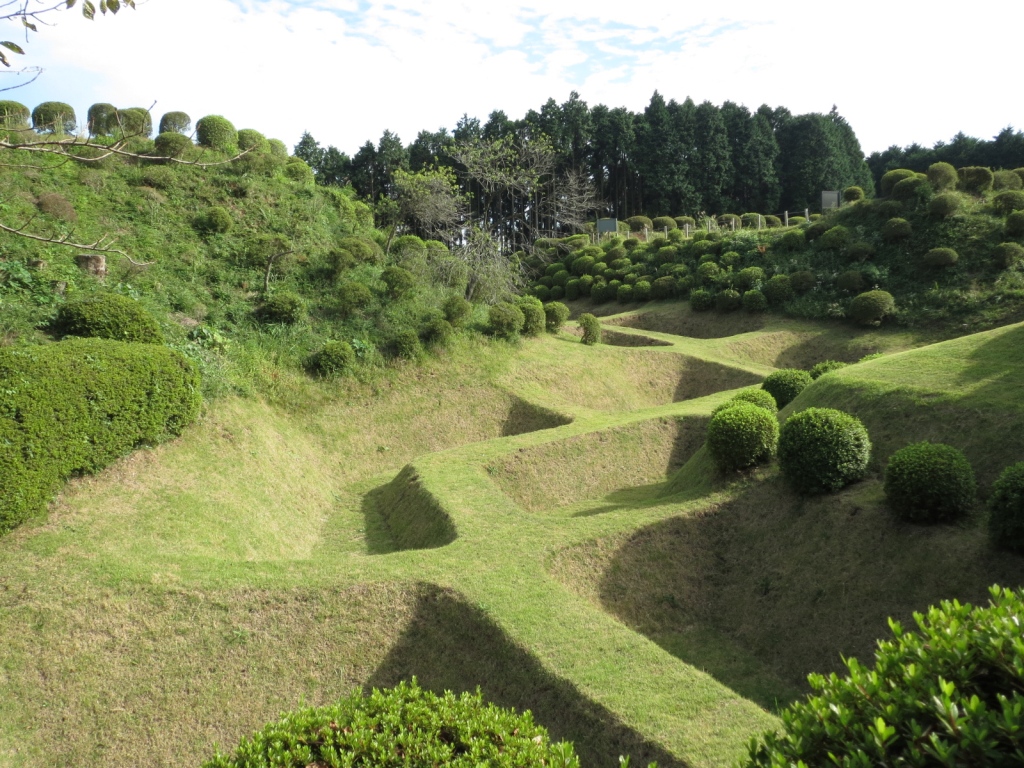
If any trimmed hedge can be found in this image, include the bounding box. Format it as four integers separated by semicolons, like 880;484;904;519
578;313;601;345
789;270;816;294
842;186;864;202
706;403;779;472
836;270;865;294
923;247;958;268
0;338;200;533
711;388;778;417
488;302;525;339
884;441;976;523
880;168;916;196
196;115;237;152
959;166;994;194
743;587;1024;768
690;288;714;312
543;301;570;333
1007;211;1024;237
651;216;677;230
201;679;579;768
778;407;871;494
995;169;1024;191
993;190;1024;216
989;462;1024;553
256;292;305;324
849;290;895;326
158;111;192;135
0;100;29;128
994;242;1024;268
809;360;847;379
763;275;794;305
31;101;76;133
742;289;767;313
929;192;961;217
153;131;193;158
115;107;152;138
926;161;958;191
237;128;270;154
306;341;355;377
87;102;117;135
761;369;812;409
442;295;472;327
625;215;653;232
381;266;415;299
55;293;163;343
715;288;741;312
516;295;545;336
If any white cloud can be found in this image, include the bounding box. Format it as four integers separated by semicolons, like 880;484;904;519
4;0;1018;156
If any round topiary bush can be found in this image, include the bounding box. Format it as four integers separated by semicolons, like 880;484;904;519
929;191;961;217
338;237;382;265
763;275;794;305
202;679;579;768
384;328;421;360
674;216;696;229
993;190;1024;216
268;138;288;158
633;280;651;302
716;288;742;312
778;229;805;252
836;270;866;294
86;102;116;135
742;289;768;313
651;275;677;300
849;289;895;326
549;284;565;301
809;360;848;379
153;131;193;158
335;282;373;318
543;301;570;333
307;340;355;377
625;215;653;232
804;219;831;242
616;283;634;303
924;247;959;268
846;241;876;261
115;107;152;138
842;186;864;202
284;157;315;183
764;215;782;228
926;161;958;191
564;279;581;301
880;168;917;197
717;213;742;230
690;288;714;312
196;115;237;152
381;266;415;299
882;217;912;241
516;295;545;336
891;175;932;204
958;166;994;194
697;261;721;285
817;225;851;251
1007;211;1024;237
158;110;191;135
706;402;780;472
236;128;270;154
31;101;76;133
884;441;976;523
55;293;163;343
994;241;1024;268
196;205;233;235
532;284;551;301
442;295;472;327
256;292;305;324
993;169;1023;191
711;388;778;417
651;215;677;230
0;100;29;129
789;270;816;295
734;267;764;292
419;315;454;348
761;369;813;409
778;407;871;494
488;302;525;339
989;462;1024;553
742;587;1024;768
578;313;601;345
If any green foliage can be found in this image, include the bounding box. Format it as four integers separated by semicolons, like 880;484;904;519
836;270;866;294
196;115;238;152
764;215;782;228
712;388;778;417
335;282;373;318
816;225;851;250
804;218;831;241
237;128;270;154
570;255;595;276
87;102;116;135
926;161;958;191
651;216;677;230
924;247;959;268
880;168;916;196
742;289;768;313
55;293;162;343
884;442;976;523
959;166;994;194
849;290;895;326
842;186;864;202
761;369;813;409
153;131;192;159
306;341;355;378
989;463;1024;553
846;241;875;261
256;292;305;324
488;302;525;339
882;217;912;241
158;111;191;135
196;205;233;235
994;169;1024;191
890;176;932;204
268;138;288;157
115;107;152;138
1007;211;1024;237
778;407;871;494
690;288;714;312
717;214;742;230
616;284;634;303
706;403;780;472
419;316;454;349
994;242;1024;268
809;360;848;379
516;296;545;336
202;679;579;768
0;100;29;128
716;288;742;312
551;269;571;288
385;328;422;360
743;587;1024;768
633;280;651;302
381;266;415;299
674;216;696;229
339;237;382;265
442;295;472;328
789;270;816;294
778;229;805;251
992;190;1024;215
929;192;961;218
577;313;601;344
283;157;314;183
651;275;677;300
543;301;569;333
532;284;551;302
625;215;653;232
763;275;794;305
0;338;200;533
31;101;76;133
697;261;721;284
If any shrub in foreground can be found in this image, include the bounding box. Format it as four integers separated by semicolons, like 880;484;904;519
1007;211;1024;237
578;313;601;345
158;110;191;135
778;407;871;494
488;302;525;339
55;293;163;343
202;679;579;768
761;369;813;409
516;295;545;336
443;295;472;327
993;190;1024;216
255;292;305;324
706;402;779;472
989;462;1024;553
926;161;958;191
543;301;570;333
712;388;779;417
763;275;793;305
307;341;355;377
689;288;714;312
31;101;76;133
849;290;895;326
884;441;976;523
195;114;237;152
743;586;1024;768
995;241;1024;268
742;289;768;313
0;338;200;533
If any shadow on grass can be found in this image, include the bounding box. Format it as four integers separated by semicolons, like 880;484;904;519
600;328;674;348
672;358;762;403
361;466;457;554
502;395;573;437
366;585;686;768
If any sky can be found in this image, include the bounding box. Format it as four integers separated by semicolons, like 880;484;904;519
4;0;1021;158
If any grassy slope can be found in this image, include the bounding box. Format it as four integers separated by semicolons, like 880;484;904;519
2;304;1021;768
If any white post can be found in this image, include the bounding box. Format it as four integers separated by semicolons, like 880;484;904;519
805;208;809;220
731;219;736;232
784;211;789;226
685;223;690;238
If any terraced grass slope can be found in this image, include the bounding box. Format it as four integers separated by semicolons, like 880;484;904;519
1;304;1021;768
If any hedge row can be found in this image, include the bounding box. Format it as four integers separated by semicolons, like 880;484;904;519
0;338;201;533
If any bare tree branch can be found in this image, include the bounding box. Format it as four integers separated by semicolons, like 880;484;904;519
0;219;153;265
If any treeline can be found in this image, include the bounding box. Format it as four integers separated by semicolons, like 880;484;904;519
868;127;1024;193
295;91;874;228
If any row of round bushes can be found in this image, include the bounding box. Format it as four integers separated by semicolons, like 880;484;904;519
487;298;570;340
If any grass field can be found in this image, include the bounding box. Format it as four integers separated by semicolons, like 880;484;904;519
2;304;1022;768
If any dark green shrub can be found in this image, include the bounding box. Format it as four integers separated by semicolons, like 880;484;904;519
283;157;314;183
712;388;778;417
336;282;373;318
633;281;651;302
543;301;570;333
545;262;567;277
55;293;162;343
989;463;1024;553
891;176;932;204
196;205;233;235
842;186;864;202
764;215;782;228
158;111;191;135
927;161;958;191
237;128;270;154
836;270;866;293
31;101;76;133
690;288;714;311
761;369;813;409
609;257;631;272
817;225;851;250
674;216;696;229
778;408;871;494
549;285;565;301
1007;211;1024;237
717;213;742;230
551;269;571;288
929;192;961;217
993;169;1023;191
742;290;768;313
381;266;415;299
307;341;355;377
846;241;875;261
849;289;895;325
789;270;816;294
804;218;831;241
882;217;912;241
442;295;472;327
196;115;237;152
616;284;634;303
992;190;1024;215
0;100;29;128
488;302;525;339
809;360;848;379
516;296;545;336
743;587;1024;768
924;247;959;268
625;215;653;232
763;275;794;305
720;250;741;269
651;275;677;299
87;102;116;135
884;441;976;523
716;288;742;312
386;328;421;360
778;229;805;251
256;292;304;324
578;313;601;345
589;280;612;303
1015;168;1024;186
0;339;200;533
697;261;721;284
651;216;677;230
564;279;581;301
115;107;152;138
959;166;994;194
571;255;595;276
201;679;579;768
994;241;1024;268
875;199;903;218
880;168;916;196
578;274;594;296
706;403;779;472
153;131;192;158
532;284;551;302
563;234;590;251
420;316;454;349
338;237;382;264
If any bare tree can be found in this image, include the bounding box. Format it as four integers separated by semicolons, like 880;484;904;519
453;228;526;304
391;166;467;241
547;167;601;234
